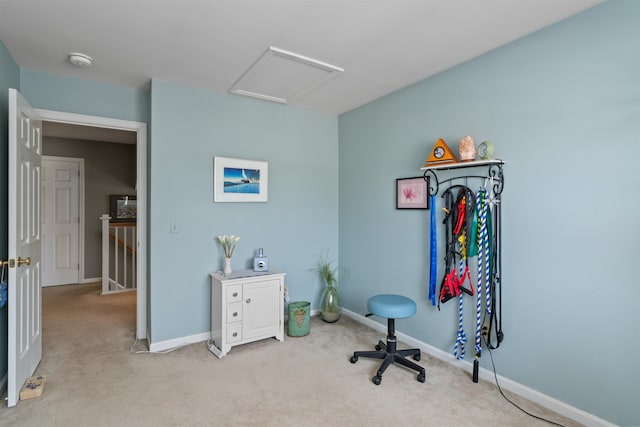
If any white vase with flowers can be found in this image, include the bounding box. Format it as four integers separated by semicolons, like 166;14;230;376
218;235;240;275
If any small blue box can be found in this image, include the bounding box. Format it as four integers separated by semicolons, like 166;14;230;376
253;248;269;272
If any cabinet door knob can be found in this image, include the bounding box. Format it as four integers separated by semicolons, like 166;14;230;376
246;298;251;304
233;312;238;317
232;292;238;297
232;332;238;337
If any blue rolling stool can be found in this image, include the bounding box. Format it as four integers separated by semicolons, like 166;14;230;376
350;294;425;385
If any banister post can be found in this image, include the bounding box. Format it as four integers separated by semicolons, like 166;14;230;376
100;214;111;294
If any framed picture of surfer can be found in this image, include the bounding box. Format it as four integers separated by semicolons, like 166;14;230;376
396;176;429;210
214;157;268;202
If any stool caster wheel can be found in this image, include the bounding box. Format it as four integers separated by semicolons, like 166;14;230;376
413;353;421;361
417;373;426;383
375;344;382;351
350;356;358;364
372;375;382;385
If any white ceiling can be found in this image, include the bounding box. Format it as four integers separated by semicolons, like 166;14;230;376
0;0;603;116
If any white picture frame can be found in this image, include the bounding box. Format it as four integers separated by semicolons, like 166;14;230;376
214;157;268;202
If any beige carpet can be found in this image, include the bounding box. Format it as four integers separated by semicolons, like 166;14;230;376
0;283;581;427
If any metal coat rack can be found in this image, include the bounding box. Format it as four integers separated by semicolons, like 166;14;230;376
421;159;505;383
421;159;504;197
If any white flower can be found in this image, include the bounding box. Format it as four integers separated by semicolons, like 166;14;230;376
218;234;240;258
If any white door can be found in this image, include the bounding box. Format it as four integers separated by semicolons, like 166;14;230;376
41;157;80;286
243;279;279;340
8;88;43;407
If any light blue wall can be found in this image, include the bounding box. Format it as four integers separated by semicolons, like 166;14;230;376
149;79;338;342
20;69;148;123
338;1;639;425
13;69;339;355
0;38;20;393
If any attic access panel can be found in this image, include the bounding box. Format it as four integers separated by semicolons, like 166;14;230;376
229;46;344;104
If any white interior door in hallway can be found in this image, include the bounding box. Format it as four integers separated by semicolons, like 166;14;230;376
8;88;43;407
41;156;83;286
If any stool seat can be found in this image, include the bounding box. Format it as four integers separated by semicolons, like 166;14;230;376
368;294;416;319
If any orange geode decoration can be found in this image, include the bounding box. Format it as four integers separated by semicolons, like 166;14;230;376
458;135;476;161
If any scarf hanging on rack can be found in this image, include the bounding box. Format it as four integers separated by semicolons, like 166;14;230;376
0;262;7;308
428;193;437;306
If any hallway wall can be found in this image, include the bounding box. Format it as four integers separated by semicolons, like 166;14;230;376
43;137;136;279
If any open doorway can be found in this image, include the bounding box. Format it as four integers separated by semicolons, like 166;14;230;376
36;109;147;340
41;126;137;290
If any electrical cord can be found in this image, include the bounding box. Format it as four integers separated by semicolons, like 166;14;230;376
483;336;567;427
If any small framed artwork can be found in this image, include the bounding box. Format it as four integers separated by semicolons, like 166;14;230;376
214;157;268;202
109;195;137;222
396;177;429;210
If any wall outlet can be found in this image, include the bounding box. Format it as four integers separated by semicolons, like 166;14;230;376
481;320;490;340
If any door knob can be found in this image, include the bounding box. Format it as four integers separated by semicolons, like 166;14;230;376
17;256;31;267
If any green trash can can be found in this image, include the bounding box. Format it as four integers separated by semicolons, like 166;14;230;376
287;301;310;337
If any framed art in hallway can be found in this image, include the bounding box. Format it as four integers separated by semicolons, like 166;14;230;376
214;157;269;202
110;195;137;222
396;177;428;209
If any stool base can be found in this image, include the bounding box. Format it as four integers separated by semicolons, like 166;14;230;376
350;318;426;385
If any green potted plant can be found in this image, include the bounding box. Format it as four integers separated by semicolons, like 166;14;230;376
313;254;341;323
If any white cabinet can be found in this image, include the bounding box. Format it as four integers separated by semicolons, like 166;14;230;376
209;271;285;358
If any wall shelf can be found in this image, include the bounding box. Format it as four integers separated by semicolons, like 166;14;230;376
421;159;505;196
420;159;504;172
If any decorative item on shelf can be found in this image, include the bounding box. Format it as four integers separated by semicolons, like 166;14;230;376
477;141;494;160
218;235;240;275
253;248;269;272
312;253;341;323
424;138;457;166
458;135;476;161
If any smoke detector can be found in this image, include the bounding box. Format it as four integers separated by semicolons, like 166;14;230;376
69;53;93;68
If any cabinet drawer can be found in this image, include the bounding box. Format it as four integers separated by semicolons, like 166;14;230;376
226;285;242;303
227;323;242;343
226;303;243;323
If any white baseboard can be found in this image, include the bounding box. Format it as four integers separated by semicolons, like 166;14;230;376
149;331;211;353
82;277;101;284
153;309;320;353
342;308;616;427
